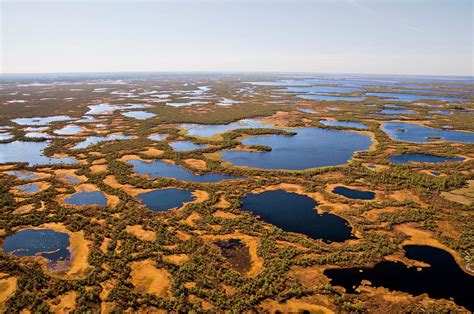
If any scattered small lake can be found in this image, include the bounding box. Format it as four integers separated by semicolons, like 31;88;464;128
12;115;73;126
25;132;53;139
86;103;148;115
324;245;474;311
299;108;317;114
389;153;464;164
54;125;83;135
320;120;368;130
181;119;273;138
136;188;195;211
379;109;415;115
240;190;354;242
3;229;70;262
0;133;14;140
366;92;468;102
170;141;209;151
0;141;77;166
64;191;107;206
121;111;156;120
166;101;208;107
281;86;363;94
222;128;372;170
7;171;39;180
72;134;132;149
332;186;375;200
16;183;40;194
128;159;245;182
382;122;474;143
148;134;167;141
298;94;365;101
216;98;243;106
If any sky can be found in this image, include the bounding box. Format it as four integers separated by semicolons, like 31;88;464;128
1;0;473;76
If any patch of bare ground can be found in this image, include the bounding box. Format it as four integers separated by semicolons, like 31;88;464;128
363;206;400;221
100;237;111;254
90;164;107;174
100;279;116;314
13;204;34;215
118;154;145;163
188;295;213;311
389;189;427;207
260;111;300;127
47;291;77;314
213;210;240;219
0;275;17;306
183;158;207;170
440;180;474;205
129;260;172;299
182;212;201;226
395;224;471;274
214;195;231;208
142;148;164;157
201;233;263;277
258;298;334;314
125;225;156;241
163;254;189;265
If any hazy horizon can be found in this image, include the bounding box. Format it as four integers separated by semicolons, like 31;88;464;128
2;0;473;76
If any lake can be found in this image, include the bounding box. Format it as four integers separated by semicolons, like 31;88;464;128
320;120;368;130
136;188;195;211
72;134;132;149
241;190;354;242
221;128;372;170
64;191;107;206
366;92;468;102
0;141;77;166
324;245;474;311
382;122;474;143
181;119;274;138
170;141;209;151
128;159;245;182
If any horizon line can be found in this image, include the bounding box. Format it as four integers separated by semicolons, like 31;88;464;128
1;70;473;79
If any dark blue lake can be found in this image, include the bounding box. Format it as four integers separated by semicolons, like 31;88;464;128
221;128;372;170
332;186;375;200
136;188;195;211
382;122;474;143
240;190;354;242
64;191;107;206
3;229;70;262
324;245;474;311
389;153;464;164
128;159;245;182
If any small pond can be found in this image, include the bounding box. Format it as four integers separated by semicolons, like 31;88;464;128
136;188;194;211
16;183;40;194
170;141;209;151
215;239;251;273
389;153;464;164
7;171;39;180
128;159;245;182
332;186;375;200
72;134;132;149
366;92;467;102
240;190;354;242
320;120;368;129
54;125;83;135
148;134;167;141
181;119;273;138
121;111;156;120
64;191;107;206
12;115;73;126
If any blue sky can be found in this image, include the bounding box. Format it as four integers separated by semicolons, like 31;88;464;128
1;0;472;75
